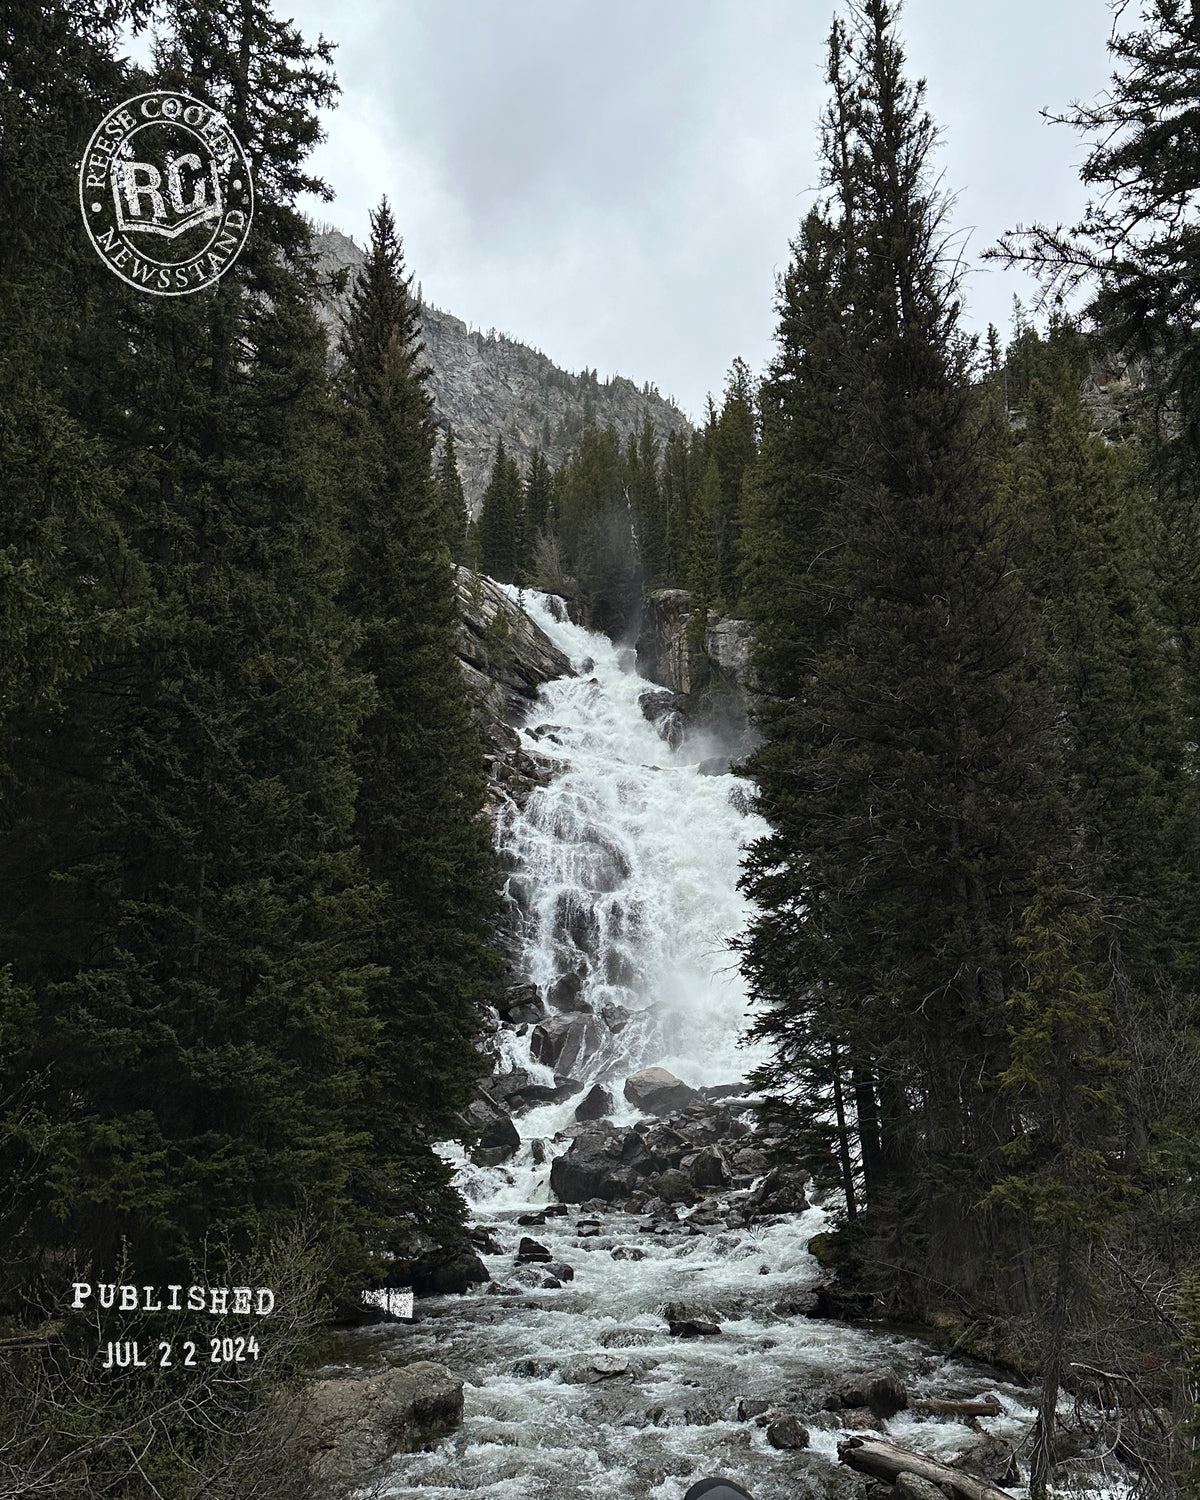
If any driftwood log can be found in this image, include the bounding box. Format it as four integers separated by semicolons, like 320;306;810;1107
838;1437;1013;1500
910;1396;1003;1418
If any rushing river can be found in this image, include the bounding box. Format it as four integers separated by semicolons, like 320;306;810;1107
340;592;1038;1499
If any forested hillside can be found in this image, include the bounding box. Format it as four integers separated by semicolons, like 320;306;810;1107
313;229;692;511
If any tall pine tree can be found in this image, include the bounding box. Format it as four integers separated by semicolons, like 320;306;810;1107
740;0;1065;1307
337;200;500;1252
1;0;377;1288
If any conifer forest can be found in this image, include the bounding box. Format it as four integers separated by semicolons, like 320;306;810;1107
4;2;1200;1498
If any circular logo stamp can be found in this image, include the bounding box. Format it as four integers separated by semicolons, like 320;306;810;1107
78;92;253;296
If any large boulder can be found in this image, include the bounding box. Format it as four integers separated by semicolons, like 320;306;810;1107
547;970;589;1012
530;1014;602;1077
655;1168;697;1205
767;1414;810;1450
731;1146;771;1178
574;1083;614;1122
640;1122;689;1168
549;1132;623;1203
405;1243;491;1297
834;1368;908;1418
467;1094;520;1165
497;983;545;1024
302;1361;464;1484
684;1145;731;1189
623;1067;699;1115
745;1165;809;1217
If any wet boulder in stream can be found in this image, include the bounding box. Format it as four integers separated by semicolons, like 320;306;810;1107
767;1414;811;1450
547;970;589;1012
405;1243;490;1297
496;983;545;1025
466;1094;520;1165
530;1013;602;1077
745;1164;809;1217
623;1066;700;1114
833;1367;908;1417
549;1131;624;1202
574;1083;613;1122
664;1300;721;1337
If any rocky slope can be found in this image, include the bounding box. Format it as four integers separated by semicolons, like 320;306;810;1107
452;571;577;818
313;229;692;510
635;587;760;764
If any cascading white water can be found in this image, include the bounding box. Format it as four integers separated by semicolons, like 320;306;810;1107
350;596;1041;1500
491;586;770;1098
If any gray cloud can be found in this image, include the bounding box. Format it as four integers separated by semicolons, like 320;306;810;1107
288;0;1117;419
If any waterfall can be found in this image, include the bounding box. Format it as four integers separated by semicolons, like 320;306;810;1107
352;595;1041;1500
492;586;769;1096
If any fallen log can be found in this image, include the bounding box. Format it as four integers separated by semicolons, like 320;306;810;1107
911;1396;1003;1418
837;1436;1013;1500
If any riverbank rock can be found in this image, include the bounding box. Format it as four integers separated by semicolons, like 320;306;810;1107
405;1242;491;1297
624;1067;699;1114
303;1361;464;1485
832;1368;908;1418
454;569;573;725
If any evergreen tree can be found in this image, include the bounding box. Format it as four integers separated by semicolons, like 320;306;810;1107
476;436;524;583
685;454;719;671
740;0;1061;1303
1;0;378;1289
661;428;696;586
985;870;1125;1499
992;0;1200;757
1008;320;1189;981
337;199;500;1250
554;422;639;632
435;426;469;560
711;357;757;606
627;416;668;586
523;446;554;553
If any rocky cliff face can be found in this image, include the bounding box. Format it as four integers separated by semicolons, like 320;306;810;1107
635;588;759;761
313;229;691;510
453;571;575;818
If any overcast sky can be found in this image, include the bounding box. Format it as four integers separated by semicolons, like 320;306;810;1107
277;1;1118;420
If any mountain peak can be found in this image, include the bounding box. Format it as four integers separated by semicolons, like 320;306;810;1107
311;228;692;509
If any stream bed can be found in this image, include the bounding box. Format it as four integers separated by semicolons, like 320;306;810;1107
330;591;1046;1499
